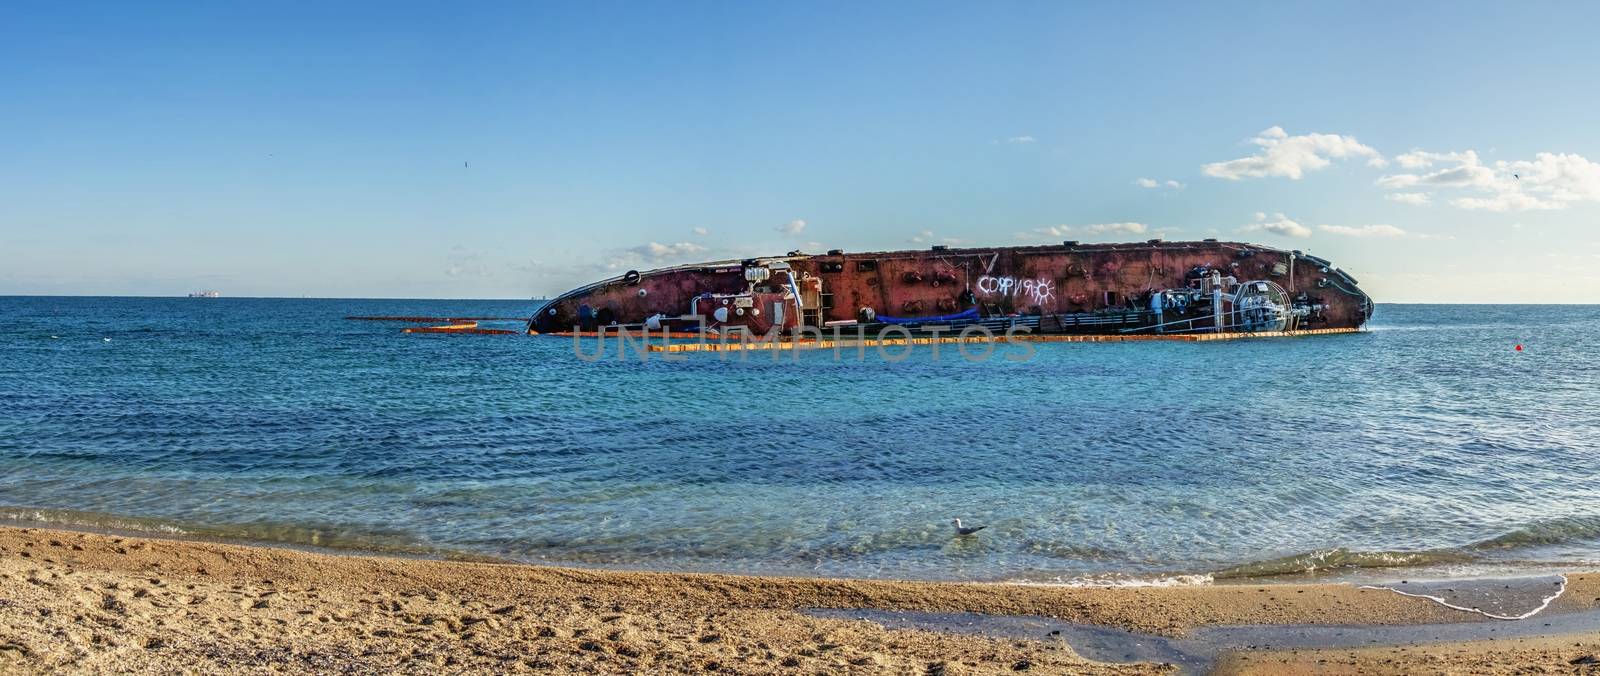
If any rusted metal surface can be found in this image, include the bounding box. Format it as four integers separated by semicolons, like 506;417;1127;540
530;240;1372;336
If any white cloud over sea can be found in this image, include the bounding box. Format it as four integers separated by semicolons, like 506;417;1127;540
1202;126;1385;180
1378;149;1600;211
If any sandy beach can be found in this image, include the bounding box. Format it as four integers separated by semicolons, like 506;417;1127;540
3;526;1600;674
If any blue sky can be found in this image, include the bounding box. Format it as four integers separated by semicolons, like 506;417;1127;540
3;2;1598;302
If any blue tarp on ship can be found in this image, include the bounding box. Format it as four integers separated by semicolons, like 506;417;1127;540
874;308;981;325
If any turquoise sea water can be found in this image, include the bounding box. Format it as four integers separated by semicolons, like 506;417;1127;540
2;297;1597;583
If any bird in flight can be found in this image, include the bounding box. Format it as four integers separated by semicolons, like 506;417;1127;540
951;518;987;536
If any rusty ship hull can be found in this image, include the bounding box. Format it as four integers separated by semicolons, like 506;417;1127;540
530;240;1372;337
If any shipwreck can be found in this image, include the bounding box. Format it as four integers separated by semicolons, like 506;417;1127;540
529;239;1372;338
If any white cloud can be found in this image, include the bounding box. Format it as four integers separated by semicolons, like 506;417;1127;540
910;229;967;245
691;226;708;236
1134;178;1185;190
1083;222;1148;234
601;241;709;271
1493;152;1600;207
1017;225;1073;240
1393;149;1477;170
444;247;493;278
1015;222;1149;241
777;219;807;236
636;241;705;259
1001;135;1036;144
1385;192;1432;205
1238;212;1312;238
1451;192;1563;212
1377;149;1600;211
1203;126;1385;180
1319;224;1408;238
1376;150;1495;190
1165;180;1185;189
1374;175;1416;189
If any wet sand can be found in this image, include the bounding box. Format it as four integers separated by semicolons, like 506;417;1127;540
3;526;1599;674
1218;634;1600;675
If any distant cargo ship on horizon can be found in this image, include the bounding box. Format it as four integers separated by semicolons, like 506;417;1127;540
187;290;220;298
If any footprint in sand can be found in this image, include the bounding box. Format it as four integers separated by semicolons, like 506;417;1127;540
0;642;31;667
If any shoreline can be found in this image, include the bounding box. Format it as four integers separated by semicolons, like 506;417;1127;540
1;507;1579;590
6;526;1600;674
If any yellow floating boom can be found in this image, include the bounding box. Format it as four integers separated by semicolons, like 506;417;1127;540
643;327;1361;353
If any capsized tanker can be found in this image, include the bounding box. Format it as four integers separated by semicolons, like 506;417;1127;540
530;239;1372;337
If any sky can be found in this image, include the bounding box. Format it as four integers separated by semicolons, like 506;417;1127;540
3;2;1599;303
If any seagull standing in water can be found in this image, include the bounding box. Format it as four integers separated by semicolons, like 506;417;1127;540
951;519;987;536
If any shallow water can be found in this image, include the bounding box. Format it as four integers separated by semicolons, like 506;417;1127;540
1;298;1598;582
807;578;1591;676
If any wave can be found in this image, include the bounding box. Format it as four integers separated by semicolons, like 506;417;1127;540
1465;516;1600;551
1006;573;1215;588
0;506;193;536
1210;548;1477;580
0;505;505;561
13;503;1600;583
1209;517;1600;580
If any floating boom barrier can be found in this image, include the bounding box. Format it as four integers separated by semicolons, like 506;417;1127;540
399;321;518;335
361;316;1360;343
642;327;1362;354
347;316;523;322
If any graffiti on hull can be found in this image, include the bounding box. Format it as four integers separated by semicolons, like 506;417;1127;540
976;275;1054;306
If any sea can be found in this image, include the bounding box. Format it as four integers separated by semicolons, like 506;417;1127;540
2;297;1597;586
